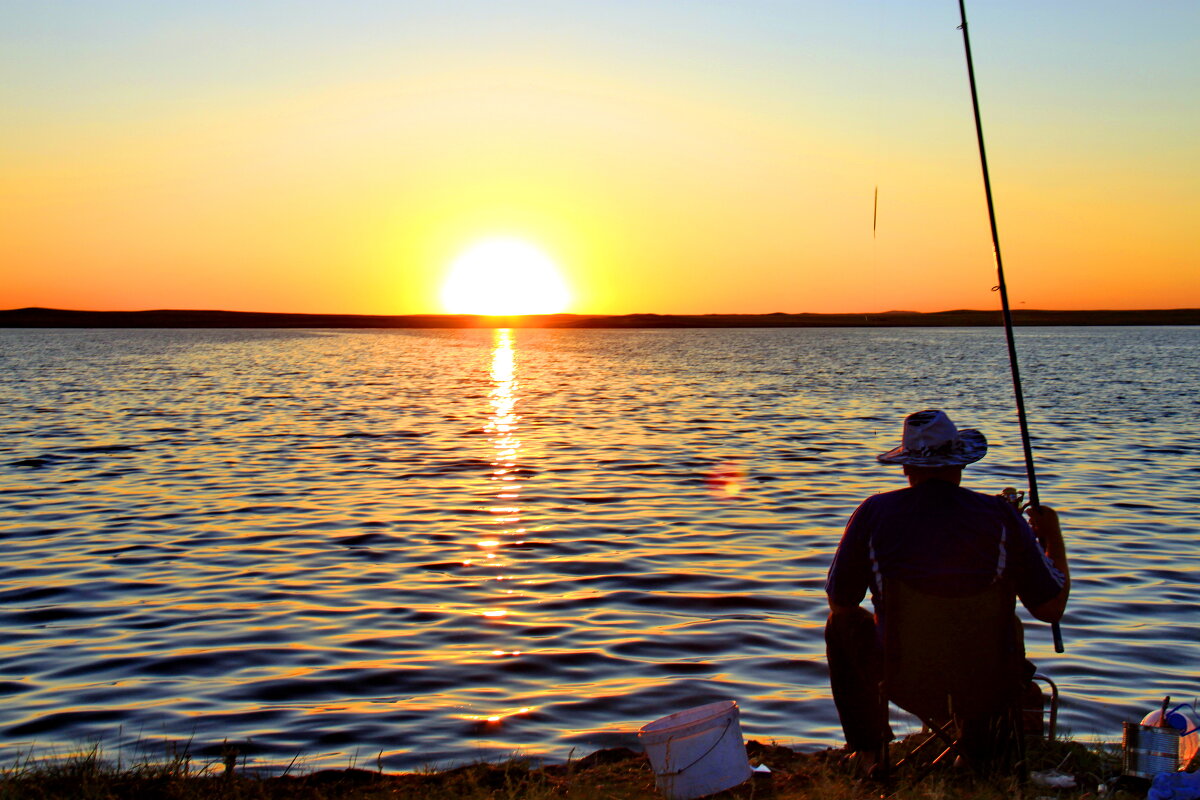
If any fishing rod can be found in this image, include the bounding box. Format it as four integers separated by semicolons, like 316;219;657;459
956;0;1064;653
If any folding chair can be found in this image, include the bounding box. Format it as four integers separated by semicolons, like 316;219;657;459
877;577;1035;783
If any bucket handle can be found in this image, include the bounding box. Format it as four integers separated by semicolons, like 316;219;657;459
1170;703;1200;737
659;717;735;777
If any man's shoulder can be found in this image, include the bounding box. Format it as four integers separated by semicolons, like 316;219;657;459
856;482;1020;517
861;486;912;505
853;487;911;517
861;482;1023;526
956;485;1022;517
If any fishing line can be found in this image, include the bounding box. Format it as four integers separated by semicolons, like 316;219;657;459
955;0;1063;653
873;186;878;240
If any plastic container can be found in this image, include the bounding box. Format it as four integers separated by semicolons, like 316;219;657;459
638;700;752;800
1142;703;1200;768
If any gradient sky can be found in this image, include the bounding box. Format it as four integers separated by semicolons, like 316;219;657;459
3;1;1197;315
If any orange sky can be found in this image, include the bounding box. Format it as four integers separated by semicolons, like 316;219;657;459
2;2;1197;315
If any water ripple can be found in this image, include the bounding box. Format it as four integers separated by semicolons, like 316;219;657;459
0;326;1197;768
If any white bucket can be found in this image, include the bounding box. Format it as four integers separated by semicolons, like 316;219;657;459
638;700;752;800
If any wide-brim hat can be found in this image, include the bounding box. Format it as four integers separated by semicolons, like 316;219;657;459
877;409;987;467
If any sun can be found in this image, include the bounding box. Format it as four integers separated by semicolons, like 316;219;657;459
440;238;571;315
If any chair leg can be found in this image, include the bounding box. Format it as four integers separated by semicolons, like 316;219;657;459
896;730;963;794
875;737;890;782
893;728;943;773
1014;708;1028;782
890;718;960;786
900;713;1027;782
1032;673;1059;741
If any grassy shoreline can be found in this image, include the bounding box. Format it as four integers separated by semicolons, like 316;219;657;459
1;733;1149;799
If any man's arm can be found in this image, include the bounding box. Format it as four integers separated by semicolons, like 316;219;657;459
826;502;873;614
1027;505;1069;623
828;599;863;615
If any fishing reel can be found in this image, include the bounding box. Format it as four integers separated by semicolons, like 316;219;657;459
998;486;1030;512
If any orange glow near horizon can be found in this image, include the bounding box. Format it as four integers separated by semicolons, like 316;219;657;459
2;5;1196;315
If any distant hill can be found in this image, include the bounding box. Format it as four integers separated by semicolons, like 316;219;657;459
2;307;1197;329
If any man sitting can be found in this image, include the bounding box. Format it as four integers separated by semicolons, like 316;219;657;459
824;409;1069;773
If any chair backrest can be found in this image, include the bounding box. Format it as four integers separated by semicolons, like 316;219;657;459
881;578;1024;721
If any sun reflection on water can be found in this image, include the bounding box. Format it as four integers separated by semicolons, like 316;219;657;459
484;327;524;547
471;329;532;722
488;328;519;469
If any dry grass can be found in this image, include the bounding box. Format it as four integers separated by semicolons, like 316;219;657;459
0;733;1145;800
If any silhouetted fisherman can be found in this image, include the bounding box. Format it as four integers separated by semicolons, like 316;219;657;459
824;409;1069;775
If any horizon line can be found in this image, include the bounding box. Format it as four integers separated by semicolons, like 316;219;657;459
3;307;1198;330
7;305;1200;317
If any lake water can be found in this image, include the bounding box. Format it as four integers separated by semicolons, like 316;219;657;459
1;326;1197;771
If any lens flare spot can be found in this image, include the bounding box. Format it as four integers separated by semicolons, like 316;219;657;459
705;461;748;499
